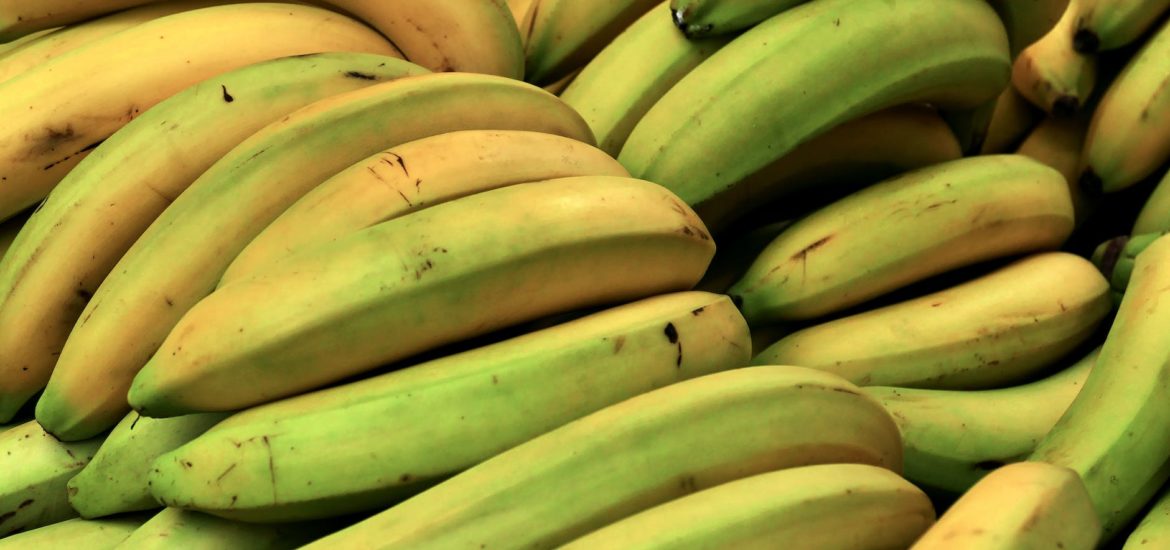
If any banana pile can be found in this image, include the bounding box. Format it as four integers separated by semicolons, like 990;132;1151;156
3;0;1170;548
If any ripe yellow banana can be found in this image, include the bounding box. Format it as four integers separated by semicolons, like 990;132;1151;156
521;0;662;84
1011;0;1097;115
1134;169;1170;233
147;291;748;521
221;129;628;284
67;411;228;518
753;252;1112;389
0;0;159;40
1017;113;1095;224
985;0;1069;57
1124;483;1170;549
316;0;523;78
0;420;105;536
910;461;1100;549
560;464;934;549
35;72;592;440
0;28;55;57
300;366;903;549
864;346;1097;494
1031;233;1170;534
560;1;728;156
0;2;401;222
1072;0;1170;52
727;155;1075;323
669;0;807;38
113;508;339;549
1080;18;1170;194
618;0;1009;209
979;87;1043;154
13;54;427;432
0;515;150;549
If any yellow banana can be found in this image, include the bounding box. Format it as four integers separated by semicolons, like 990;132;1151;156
0;0;158;40
1134;168;1170;234
521;0;662;84
12;55;427;433
113;508;339;549
1011;0;1097;115
753;252;1111;389
669;0;808;38
1016;113;1095;224
1072;0;1170;52
507;0;534;27
727;155;1075;323
560;464;934;549
0;28;55;57
221;129;628;284
1124;482;1170;549
986;0;1069;57
0;420;105;536
300;366;903;549
35;72;592;440
910;461;1100;549
979;86;1043;154
0;515;150;548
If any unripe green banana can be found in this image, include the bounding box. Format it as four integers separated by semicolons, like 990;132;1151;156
910;461;1100;549
619;0;1010;209
728;155;1074;323
0;420;105;536
67;411;228;518
1133;168;1170;233
0;514;150;549
113;508;339;549
521;0;662;84
1124;481;1170;549
753;252;1111;389
559;464;934;549
300;366;903;549
864;346;1097;494
1032;233;1170;535
147;291;748;521
1071;0;1170;52
669;0;808;38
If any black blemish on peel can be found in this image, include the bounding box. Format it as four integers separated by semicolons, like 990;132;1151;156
664;322;678;343
221;85;234;103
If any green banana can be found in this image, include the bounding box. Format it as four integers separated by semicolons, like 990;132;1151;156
618;0;1010;210
521;0;662;84
146;291;748;521
1124;481;1170;549
727;155;1075;323
910;461;1100;549
0;514;150;549
669;0;808;38
300;366;903;549
67;411;229;518
0;420;105;536
1133;168;1170;233
37;71;593;440
1072;0;1170;52
559;464;934;549
559;0;728;156
753;252;1111;389
864;346;1097;494
1031;233;1170;535
1091;232;1168;293
113;508;340;549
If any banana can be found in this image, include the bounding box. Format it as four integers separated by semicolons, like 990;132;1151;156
669;0;807;38
146;291;748;521
979;87;1043;154
695;104;964;234
0;0;157;40
9;56;428;433
1016;113;1095;223
299;366;903;549
1071;0;1170;52
507;0;534;27
0;3;402;223
521;0;663;85
221;129;628;284
1080;18;1170;194
1011;0;1097;115
942;97;999;156
316;0;523;78
985;0;1069;57
727;155;1075;323
909;461;1100;549
560;1;728;156
114;508;339;549
35;72;593;440
128;176;714;417
864;346;1097;494
0;28;55;57
559;464;934;549
0;515;150;548
67;411;229;518
1031;233;1170;534
1134;169;1170;233
1092;232;1167;293
753;252;1111;389
1125;482;1170;549
618;0;1009;209
0;420;105;536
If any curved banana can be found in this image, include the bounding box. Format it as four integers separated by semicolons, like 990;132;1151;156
1072;0;1170;52
669;0;807;38
618;0;1009;209
0;420;105;536
113;508;337;549
753;252;1112;389
67;411;228;518
147;291;748;521
727;155;1075;323
1124;483;1170;549
13;56;428;434
1134;169;1170;233
521;0;662;84
979;87;1043;154
35;72;592;440
1011;0;1096;115
864;346;1097;494
560;464;934;549
985;0;1069;57
316;0;523;78
1017;113;1095;224
1031;233;1170;535
0;515;149;549
1080;18;1170;194
221;129;628;284
910;461;1100;549
299;366;902;549
0;0;157;41
560;1;728;156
